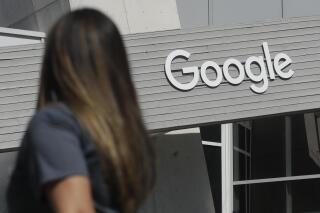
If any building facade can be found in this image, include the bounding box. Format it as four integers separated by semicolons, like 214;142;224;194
1;1;320;213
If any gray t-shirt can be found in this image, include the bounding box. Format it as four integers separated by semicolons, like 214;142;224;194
6;103;119;213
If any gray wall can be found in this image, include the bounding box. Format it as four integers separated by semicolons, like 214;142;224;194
0;0;70;32
1;16;320;141
1;2;320;213
212;0;282;26
141;133;215;213
176;0;209;28
176;0;320;28
125;16;320;131
284;0;320;18
4;0;320;33
0;43;42;149
69;0;181;35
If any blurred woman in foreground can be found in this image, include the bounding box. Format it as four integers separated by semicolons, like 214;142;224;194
7;8;155;213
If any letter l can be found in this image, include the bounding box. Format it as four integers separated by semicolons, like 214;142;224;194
262;42;275;80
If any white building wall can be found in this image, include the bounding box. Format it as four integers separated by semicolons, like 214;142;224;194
0;36;41;47
0;27;45;47
69;0;181;34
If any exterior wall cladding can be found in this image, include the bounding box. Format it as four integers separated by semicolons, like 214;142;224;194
0;16;320;148
1;1;320;213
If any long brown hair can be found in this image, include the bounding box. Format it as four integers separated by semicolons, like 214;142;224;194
37;9;155;213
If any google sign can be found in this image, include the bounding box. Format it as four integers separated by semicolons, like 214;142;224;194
165;42;294;94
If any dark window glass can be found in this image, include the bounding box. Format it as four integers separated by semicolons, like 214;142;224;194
201;124;222;213
200;124;221;142
250;116;286;180
203;145;221;213
234;123;252;181
234;179;320;213
234;114;320;181
292;114;320;176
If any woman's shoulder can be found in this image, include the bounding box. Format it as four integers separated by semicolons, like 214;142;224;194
28;102;80;134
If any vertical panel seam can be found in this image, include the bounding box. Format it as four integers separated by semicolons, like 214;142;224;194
122;0;131;34
282;0;284;18
208;0;214;25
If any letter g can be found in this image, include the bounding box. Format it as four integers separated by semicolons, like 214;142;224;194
165;50;199;91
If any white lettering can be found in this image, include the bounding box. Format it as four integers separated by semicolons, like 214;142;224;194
165;50;199;91
200;61;223;88
223;58;245;85
245;56;268;93
262;42;276;80
274;53;294;79
165;42;294;93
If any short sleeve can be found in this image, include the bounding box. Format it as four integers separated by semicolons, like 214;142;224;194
27;107;88;189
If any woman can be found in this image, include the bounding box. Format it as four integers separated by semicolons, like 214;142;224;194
6;8;155;213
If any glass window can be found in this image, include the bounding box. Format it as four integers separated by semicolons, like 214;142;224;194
234;123;252;181
234;179;320;213
200;124;222;213
234;114;320;181
201;124;221;142
233;112;320;213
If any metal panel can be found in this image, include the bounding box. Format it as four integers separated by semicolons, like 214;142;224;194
1;17;320;148
148;132;216;213
0;35;41;48
70;0;181;34
123;16;320;41
32;0;55;10
69;0;130;34
212;0;282;26
0;0;69;32
0;43;41;146
284;0;320;18
124;0;181;33
36;0;66;32
0;0;34;26
0;43;43;53
9;15;39;32
128;17;320;131
176;0;209;28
